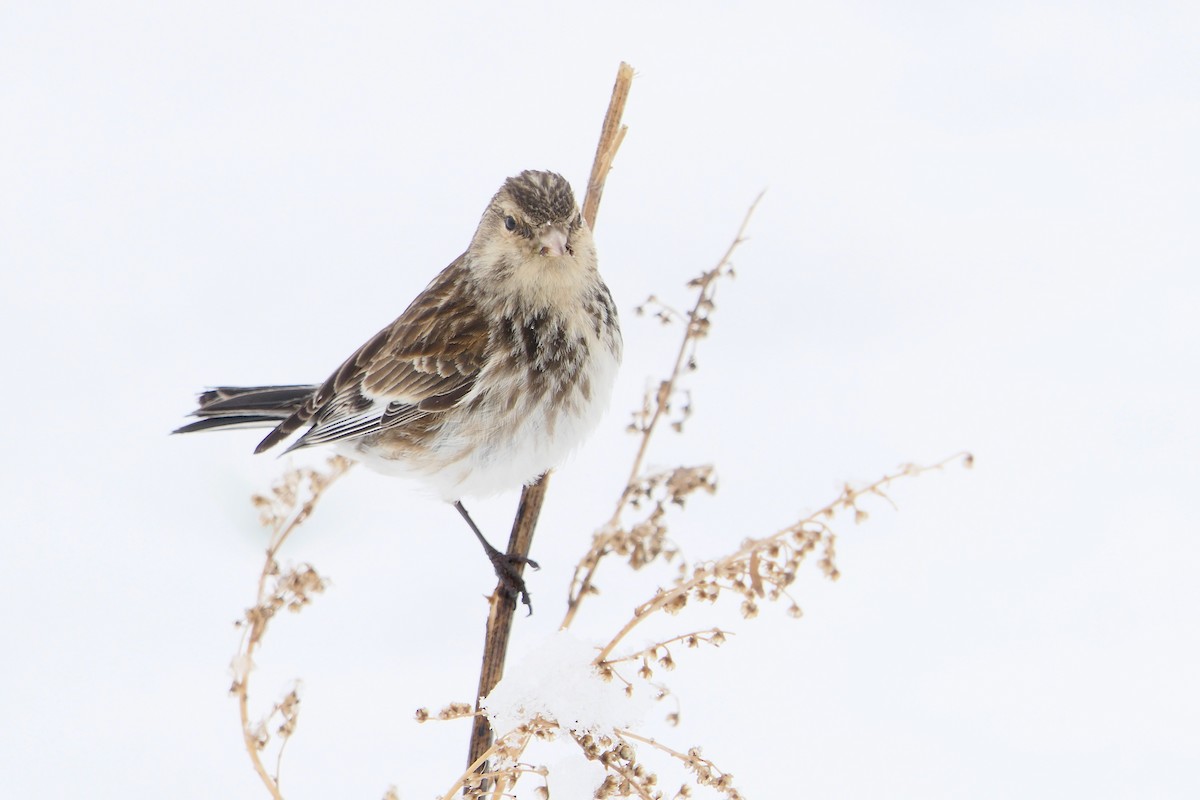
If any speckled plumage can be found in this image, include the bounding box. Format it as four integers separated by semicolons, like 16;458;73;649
177;170;622;504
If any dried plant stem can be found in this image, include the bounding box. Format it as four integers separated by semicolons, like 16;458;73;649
615;729;736;796
571;731;658;800
561;193;765;629
232;456;352;799
582;62;633;230
594;452;973;663
443;719;557;800
616;729;686;759
466;61;636;779
238;657;283;797
465;479;548;778
441;737;515;799
603;628;729;666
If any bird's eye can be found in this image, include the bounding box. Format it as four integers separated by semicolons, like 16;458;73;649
504;215;517;232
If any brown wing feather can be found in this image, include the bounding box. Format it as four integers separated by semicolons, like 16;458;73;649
254;257;488;453
360;260;488;400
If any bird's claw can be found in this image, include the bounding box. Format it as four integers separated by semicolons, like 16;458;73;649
487;550;539;615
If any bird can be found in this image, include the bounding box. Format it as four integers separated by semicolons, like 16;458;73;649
175;170;622;609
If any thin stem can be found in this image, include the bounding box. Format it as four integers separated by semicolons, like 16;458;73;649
233;457;351;800
465;61;636;782
441;737;518;800
615;728;734;789
569;732;657;800
593;452;972;662
603;628;729;665
238;692;282;800
562;192;765;629
615;729;692;764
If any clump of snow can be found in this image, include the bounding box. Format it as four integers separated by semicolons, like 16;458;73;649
482;631;651;738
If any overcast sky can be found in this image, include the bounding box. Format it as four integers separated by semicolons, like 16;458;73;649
2;2;1197;798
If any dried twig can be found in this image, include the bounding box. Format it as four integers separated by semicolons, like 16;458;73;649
231;455;353;799
466;60;636;779
444;719;556;800
616;729;741;800
593;452;974;664
562;193;764;629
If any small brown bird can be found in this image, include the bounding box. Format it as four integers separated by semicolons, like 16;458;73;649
176;170;622;608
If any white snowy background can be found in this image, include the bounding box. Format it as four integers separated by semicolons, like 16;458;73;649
2;2;1197;798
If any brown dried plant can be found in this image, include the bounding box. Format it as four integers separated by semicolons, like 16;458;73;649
228;207;971;798
231;455;353;800
592;454;973;667
420;708;740;800
419;195;971;797
221;61;971;800
561;194;761;630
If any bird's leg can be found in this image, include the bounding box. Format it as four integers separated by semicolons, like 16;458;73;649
453;501;539;613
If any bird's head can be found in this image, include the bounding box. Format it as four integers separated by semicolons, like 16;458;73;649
471;169;592;261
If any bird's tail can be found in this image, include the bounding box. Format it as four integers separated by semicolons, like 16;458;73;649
173;385;318;435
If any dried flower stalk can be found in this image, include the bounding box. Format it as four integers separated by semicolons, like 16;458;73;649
231;455;353;799
562;193;764;629
593;452;973;664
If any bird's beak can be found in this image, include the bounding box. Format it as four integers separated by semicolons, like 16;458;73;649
538;224;570;257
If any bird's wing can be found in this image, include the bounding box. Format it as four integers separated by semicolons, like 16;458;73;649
256;258;489;453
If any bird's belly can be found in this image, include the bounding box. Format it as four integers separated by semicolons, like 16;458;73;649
351;342;620;501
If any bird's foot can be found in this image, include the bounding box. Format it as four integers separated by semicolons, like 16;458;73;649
485;546;539;614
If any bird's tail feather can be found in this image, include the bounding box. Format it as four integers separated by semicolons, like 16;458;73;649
173;384;317;436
